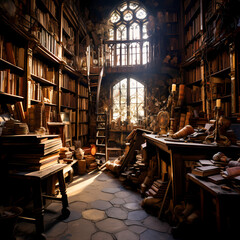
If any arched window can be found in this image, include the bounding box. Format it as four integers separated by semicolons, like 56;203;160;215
107;1;149;66
112;78;145;123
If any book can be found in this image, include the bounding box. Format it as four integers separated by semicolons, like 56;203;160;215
199;160;214;166
207;174;226;185
192;165;220;177
9;152;59;164
9;159;58;171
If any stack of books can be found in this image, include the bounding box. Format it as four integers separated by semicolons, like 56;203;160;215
192;165;220;177
0;135;62;171
146;180;168;198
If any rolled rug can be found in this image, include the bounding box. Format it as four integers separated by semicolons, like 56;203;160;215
172;125;194;139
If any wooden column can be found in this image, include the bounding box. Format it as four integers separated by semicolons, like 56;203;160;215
26;46;33;110
200;59;205;112
230;42;236;114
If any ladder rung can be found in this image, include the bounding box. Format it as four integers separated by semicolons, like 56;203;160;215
96;153;106;156
97;128;106;131
96;136;106;138
96;144;105;147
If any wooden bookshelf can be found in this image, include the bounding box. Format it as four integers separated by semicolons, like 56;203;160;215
0;0;89;145
181;0;238;120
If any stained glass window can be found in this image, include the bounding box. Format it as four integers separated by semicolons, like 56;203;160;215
110;12;120;23
113;78;145;123
107;1;149;66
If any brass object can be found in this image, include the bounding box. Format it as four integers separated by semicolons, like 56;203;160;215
157;111;169;135
205;107;231;146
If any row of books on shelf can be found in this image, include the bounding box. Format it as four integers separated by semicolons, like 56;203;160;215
61;92;76;108
31;58;56;83
6;101;26;123
60;74;75;92
38;0;57;19
185;65;201;84
162;11;178;22
185;37;202;59
184;0;200;25
0;70;24;96
210;82;231;99
28;80;57;104
166;23;178;35
186;85;202;103
63;34;75;54
0;36;25;68
78;84;88;97
185;14;201;44
78;111;88;123
204;0;224;22
208;50;230;74
35;7;58;35
63;17;75;39
183;0;191;11
79;124;88;136
31;27;61;57
168;38;179;51
78;98;88;110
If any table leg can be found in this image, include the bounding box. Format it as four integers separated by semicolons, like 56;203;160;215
57;170;70;218
216;197;221;233
32;180;45;237
200;188;204;221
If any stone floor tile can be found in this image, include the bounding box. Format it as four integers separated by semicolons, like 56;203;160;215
45;222;67;238
143;216;170;232
115;230;139;240
140;229;174;240
123;202;141;211
128;210;148;221
124;195;142;203
129;225;147;234
102;187;122;193
82;209;106;221
63;219;96;240
124;220;144;226
96;218;127;233
63;210;82;223
69;201;88;211
115;191;131;198
91;232;114;240
106;207;128;220
90;199;112;210
110;198;125;205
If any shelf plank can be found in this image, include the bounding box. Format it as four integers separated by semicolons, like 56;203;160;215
61;87;76;94
0;91;24;101
0;58;24;76
31;74;57;86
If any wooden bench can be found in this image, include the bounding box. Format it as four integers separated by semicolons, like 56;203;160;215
10;164;70;239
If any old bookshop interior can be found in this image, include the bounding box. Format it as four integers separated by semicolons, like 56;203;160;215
1;0;240;239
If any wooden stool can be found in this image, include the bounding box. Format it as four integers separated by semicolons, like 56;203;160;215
10;164;70;239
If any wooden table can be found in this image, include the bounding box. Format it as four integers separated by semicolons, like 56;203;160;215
187;173;240;232
143;134;240;205
10;164;70;238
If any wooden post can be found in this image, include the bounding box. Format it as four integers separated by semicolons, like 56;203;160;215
230;43;236;114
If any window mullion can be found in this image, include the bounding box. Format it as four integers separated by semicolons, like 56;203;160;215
127;78;130;122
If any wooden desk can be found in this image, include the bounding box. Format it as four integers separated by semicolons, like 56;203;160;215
143;134;240;205
187;173;240;232
10;164;70;238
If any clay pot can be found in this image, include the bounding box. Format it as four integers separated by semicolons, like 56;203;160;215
172;125;194;139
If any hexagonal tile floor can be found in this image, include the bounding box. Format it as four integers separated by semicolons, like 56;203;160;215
13;170;175;240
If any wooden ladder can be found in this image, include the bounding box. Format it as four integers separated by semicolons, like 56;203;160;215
95;112;108;165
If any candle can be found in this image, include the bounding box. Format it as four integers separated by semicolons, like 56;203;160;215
172;84;176;92
216;99;221;108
